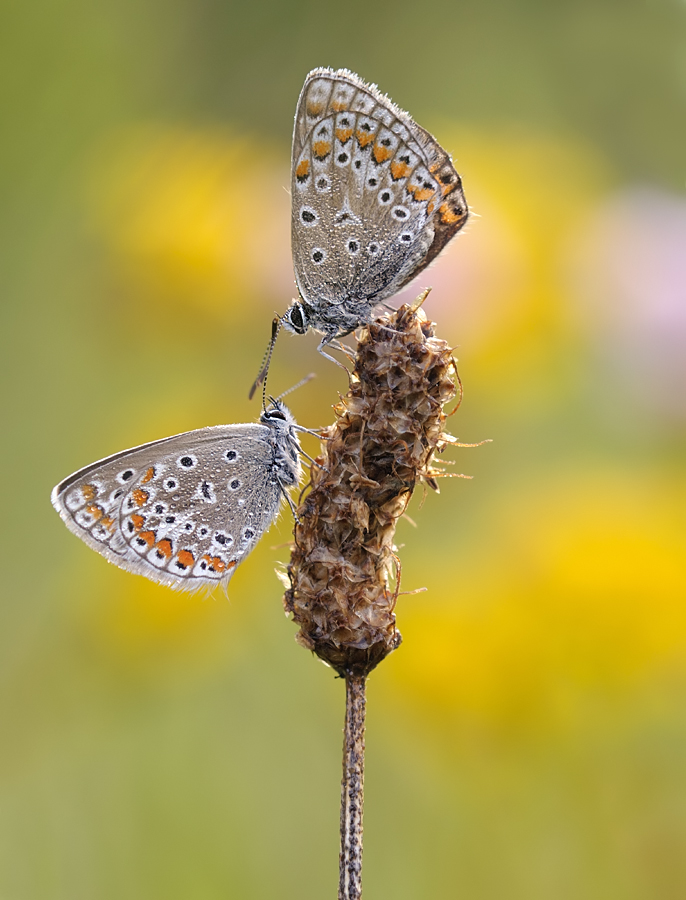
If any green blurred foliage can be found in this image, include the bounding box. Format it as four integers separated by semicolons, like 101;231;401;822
2;0;686;897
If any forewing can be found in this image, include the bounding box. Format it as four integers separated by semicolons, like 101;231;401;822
51;424;282;591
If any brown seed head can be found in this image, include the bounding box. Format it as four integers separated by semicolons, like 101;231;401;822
284;300;459;677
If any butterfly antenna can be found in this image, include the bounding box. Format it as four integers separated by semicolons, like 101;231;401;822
273;372;317;403
249;316;281;404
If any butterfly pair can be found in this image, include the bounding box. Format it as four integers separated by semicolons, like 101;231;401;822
51;68;469;591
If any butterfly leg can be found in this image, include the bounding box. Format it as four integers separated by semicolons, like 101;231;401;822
293;424;330;439
298;447;328;472
278;478;300;521
327;338;357;364
317;335;353;374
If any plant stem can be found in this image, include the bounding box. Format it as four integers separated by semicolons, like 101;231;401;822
339;672;367;900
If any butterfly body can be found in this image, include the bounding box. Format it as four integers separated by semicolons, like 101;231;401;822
286;68;469;348
51;401;302;591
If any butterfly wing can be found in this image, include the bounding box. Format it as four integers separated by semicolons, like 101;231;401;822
291;68;468;320
51;424;286;591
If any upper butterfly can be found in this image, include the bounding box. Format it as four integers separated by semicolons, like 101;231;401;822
284;67;468;355
51;400;302;592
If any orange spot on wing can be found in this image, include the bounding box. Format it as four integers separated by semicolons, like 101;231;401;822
86;504;103;522
439;203;464;225
408;184;435;202
141;467;155;484
177;549;195;568
154;539;173;559
313;140;331;159
373;143;393;164
306;101;324;117
295;159;310;180
390;160;411;180
202;554;228;573
138;530;156;548
130;514;145;531
82;484;97;502
331;99;348;112
356;129;375;148
335;127;353;143
132;488;149;507
427;201;435;214
101;516;115;532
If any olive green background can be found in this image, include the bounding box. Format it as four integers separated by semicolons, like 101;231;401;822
2;1;686;897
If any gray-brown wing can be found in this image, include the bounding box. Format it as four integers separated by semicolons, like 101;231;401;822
51;424;284;591
291;68;468;310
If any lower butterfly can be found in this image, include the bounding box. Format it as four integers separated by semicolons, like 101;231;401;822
51;400;303;591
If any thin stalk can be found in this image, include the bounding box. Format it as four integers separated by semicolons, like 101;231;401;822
339;672;367;900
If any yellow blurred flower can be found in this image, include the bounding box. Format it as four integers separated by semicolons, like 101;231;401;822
415;127;611;374
86;125;292;318
391;469;686;733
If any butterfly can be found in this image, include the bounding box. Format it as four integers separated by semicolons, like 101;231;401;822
51;400;303;591
284;67;468;357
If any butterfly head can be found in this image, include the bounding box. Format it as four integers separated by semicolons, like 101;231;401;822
261;397;296;428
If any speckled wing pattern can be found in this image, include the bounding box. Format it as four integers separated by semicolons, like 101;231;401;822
291;68;468;334
51;415;301;591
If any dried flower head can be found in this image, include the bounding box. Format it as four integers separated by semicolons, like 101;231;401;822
284;297;461;676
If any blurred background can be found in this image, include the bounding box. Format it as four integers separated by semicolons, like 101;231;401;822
2;0;686;897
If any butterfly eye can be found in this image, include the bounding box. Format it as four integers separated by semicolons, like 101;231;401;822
286;303;308;334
